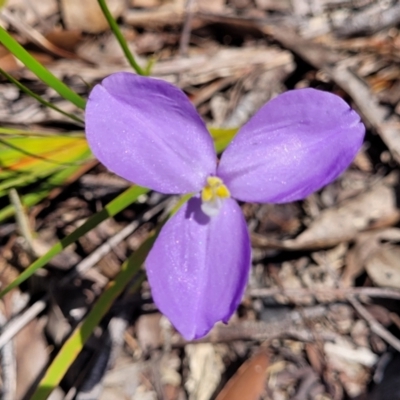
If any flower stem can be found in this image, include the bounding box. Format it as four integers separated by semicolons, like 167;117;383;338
97;0;146;76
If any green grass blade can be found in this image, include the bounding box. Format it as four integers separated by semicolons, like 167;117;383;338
0;168;60;194
0;127;84;137
0;137;88;168
97;0;145;75
0;137;88;195
0;155;91;222
0;26;86;109
0;185;149;298
0;69;84;124
30;235;155;400
30;196;190;399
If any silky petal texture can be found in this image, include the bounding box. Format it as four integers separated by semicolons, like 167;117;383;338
217;88;365;203
85;72;216;194
146;197;251;340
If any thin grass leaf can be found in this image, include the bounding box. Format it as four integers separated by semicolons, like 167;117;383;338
0;26;86;109
30;235;152;400
0;172;73;221
0;135;90;196
29;196;192;399
0;138;88;194
0;136;88;169
0;168;60;194
0;69;84;125
0;185;149;297
0;127;84;137
97;0;145;75
0;147;92;221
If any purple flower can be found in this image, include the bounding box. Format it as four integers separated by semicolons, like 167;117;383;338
85;72;365;340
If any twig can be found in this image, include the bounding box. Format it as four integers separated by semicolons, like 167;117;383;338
170;305;336;345
248;286;400;301
347;295;400;353
179;0;196;57
334;3;400;36
0;299;46;350
329;62;400;165
291;368;320;400
59;198;169;285
0;9;79;60
0;311;16;400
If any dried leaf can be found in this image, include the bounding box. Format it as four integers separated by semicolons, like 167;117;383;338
215;352;269;400
366;245;400;289
342;228;400;287
288;182;399;249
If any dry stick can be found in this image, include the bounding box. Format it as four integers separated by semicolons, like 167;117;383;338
248;287;400;301
170;305;338;345
0;9;79;60
347;295;400;353
329;62;400;165
0;197;170;350
0;309;17;400
59;198;169;285
0;299;47;350
179;0;197;57
334;2;400;37
248;287;400;352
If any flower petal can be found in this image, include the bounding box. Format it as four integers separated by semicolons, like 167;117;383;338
217;88;365;203
146;197;251;340
86;73;216;194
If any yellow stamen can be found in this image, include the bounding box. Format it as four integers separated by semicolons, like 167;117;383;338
201;186;213;202
200;176;231;217
216;185;230;198
207;176;223;186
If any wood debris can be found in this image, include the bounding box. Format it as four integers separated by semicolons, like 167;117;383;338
2;0;400;399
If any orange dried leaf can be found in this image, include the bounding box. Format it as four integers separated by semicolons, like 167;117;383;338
216;352;269;400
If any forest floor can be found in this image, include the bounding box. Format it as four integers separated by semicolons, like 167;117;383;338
2;0;400;399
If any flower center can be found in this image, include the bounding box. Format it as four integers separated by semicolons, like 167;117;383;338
200;176;231;217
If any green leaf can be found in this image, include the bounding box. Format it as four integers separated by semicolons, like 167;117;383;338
0;127;85;138
0;27;86;109
0;185;149;298
0;69;84;124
